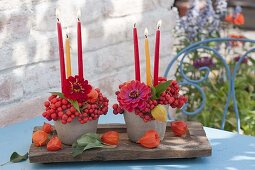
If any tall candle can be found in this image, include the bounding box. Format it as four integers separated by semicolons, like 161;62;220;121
65;29;71;77
144;28;152;86
77;10;84;79
133;23;141;82
153;20;161;86
56;9;66;92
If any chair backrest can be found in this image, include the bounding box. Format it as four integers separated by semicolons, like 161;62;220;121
164;38;255;133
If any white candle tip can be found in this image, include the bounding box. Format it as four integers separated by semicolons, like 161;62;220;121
144;28;148;37
157;20;162;29
56;9;60;20
77;9;81;19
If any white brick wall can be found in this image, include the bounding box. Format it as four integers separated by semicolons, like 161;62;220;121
0;0;178;127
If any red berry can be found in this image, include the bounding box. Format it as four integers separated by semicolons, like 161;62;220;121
51;104;56;110
61;120;67;124
57;107;62;112
51;113;57;120
75;112;79;116
44;101;50;107
67;117;72;123
48;95;56;101
66;110;72;116
70;107;76;113
62;105;67;110
62;99;68;105
62;114;68;120
51;98;57;104
58;111;64;117
55;101;61;107
42;112;47;117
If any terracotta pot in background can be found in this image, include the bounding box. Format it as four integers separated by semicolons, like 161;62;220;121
175;0;206;17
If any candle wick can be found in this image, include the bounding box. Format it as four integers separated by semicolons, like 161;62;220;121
77;17;80;21
134;23;136;28
66;34;69;38
57;18;59;22
158;25;160;29
145;35;147;38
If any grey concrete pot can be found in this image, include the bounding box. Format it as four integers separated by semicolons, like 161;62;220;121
54;118;98;145
124;108;167;142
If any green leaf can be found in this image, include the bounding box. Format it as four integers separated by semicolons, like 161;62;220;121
151;86;157;100
77;135;98;147
83;142;103;151
50;92;65;99
72;133;103;157
68;99;81;113
72;146;84;157
10;152;28;163
155;81;171;98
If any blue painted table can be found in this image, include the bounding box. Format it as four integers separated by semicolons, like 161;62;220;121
1;114;255;170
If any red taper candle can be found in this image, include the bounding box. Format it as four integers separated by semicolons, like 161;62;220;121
56;9;66;92
153;20;162;86
77;10;84;79
133;23;141;81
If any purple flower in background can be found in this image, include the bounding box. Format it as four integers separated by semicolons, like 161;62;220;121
198;0;215;25
179;0;200;41
234;56;248;64
234;6;242;15
215;0;227;18
193;57;214;69
178;0;227;41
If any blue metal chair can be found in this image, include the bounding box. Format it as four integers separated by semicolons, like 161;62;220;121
164;38;255;133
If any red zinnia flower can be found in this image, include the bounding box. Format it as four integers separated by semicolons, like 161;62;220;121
117;80;151;112
63;75;92;102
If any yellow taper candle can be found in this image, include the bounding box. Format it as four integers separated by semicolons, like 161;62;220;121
65;29;71;77
144;28;152;86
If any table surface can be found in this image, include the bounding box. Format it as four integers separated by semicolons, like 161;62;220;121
1;114;255;170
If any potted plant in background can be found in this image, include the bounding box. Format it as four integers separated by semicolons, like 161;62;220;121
173;0;255;135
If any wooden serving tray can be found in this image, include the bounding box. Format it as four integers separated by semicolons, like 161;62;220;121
29;122;212;163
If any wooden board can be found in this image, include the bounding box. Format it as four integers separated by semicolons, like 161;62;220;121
29;122;212;163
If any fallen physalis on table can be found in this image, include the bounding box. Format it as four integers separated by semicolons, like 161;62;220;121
32;122;62;151
170;120;188;137
137;130;160;148
3;121;189;165
136;121;188;149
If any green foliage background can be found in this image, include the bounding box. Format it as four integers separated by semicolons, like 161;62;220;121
174;44;255;136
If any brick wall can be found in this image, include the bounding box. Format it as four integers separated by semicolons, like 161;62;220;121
0;0;178;127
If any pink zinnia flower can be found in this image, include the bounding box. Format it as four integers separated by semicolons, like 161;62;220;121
117;80;151;112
